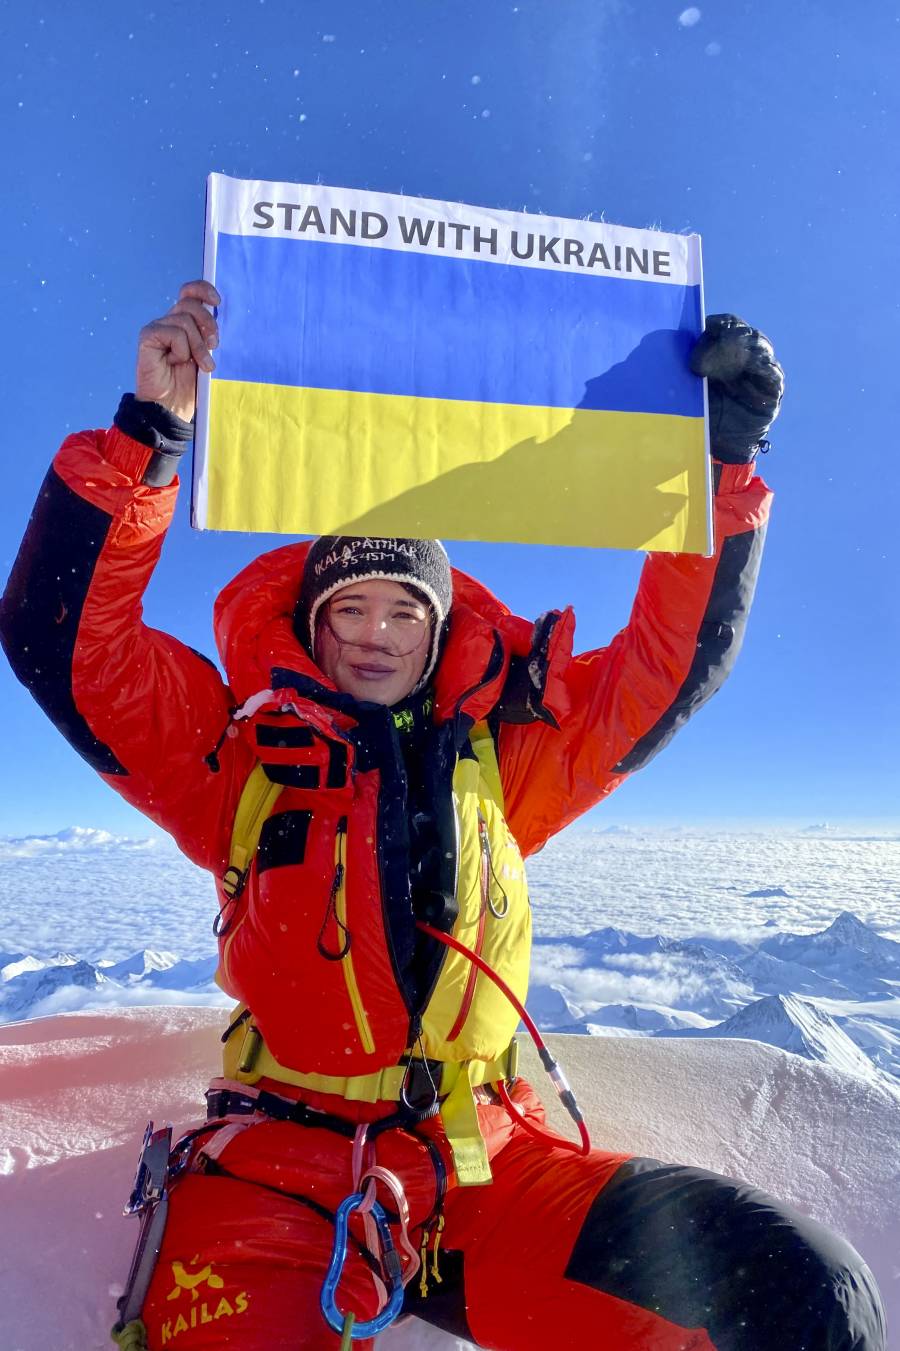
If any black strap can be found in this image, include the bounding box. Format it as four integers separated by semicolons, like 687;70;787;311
206;1085;359;1139
198;1156;383;1277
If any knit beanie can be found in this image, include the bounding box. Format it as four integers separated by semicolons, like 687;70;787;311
295;536;453;690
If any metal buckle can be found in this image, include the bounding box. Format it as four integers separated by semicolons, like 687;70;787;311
400;1056;441;1113
123;1121;173;1217
220;865;247;901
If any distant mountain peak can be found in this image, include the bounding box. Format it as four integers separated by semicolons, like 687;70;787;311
757;911;900;990
0;827;157;855
714;993;877;1080
105;950;180;982
826;911;874;940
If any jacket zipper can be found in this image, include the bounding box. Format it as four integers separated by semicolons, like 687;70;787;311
404;639;506;1045
445;809;491;1042
331;818;376;1055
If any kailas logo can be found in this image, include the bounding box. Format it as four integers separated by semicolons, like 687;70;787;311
160;1258;250;1343
167;1259;223;1301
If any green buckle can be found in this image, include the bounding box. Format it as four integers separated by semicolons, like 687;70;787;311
237;1023;263;1075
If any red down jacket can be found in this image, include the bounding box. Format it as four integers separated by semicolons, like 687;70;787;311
0;425;772;1077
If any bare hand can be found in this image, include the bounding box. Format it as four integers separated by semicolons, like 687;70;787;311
135;280;221;422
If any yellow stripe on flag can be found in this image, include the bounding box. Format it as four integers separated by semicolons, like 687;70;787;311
206;379;710;552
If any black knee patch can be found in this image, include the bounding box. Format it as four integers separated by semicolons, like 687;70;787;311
565;1158;885;1350
402;1250;475;1341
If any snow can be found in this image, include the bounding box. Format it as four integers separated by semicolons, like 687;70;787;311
1;828;899;1342
0;1006;896;1348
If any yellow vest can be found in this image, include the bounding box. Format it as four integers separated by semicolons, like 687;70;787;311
221;721;531;1071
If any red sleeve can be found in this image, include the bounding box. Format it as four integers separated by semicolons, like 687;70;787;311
0;427;253;874
498;462;773;857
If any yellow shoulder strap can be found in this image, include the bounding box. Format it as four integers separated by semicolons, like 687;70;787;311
469;720;504;812
223;763;284;898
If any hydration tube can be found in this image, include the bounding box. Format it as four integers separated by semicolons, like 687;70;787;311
416;921;592;1156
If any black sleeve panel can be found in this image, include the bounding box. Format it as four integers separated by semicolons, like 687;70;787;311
0;467;127;775
614;521;767;774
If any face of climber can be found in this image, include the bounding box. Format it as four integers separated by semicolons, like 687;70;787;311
314;579;433;706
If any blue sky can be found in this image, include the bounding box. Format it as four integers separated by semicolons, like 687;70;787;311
1;0;898;835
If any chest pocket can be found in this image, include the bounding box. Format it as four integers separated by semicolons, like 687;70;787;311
216;747;400;1071
255;718;349;789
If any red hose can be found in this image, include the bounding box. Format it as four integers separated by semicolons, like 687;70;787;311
415;921;592;1156
497;1080;592;1156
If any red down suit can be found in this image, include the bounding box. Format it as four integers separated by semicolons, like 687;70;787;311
0;429;885;1350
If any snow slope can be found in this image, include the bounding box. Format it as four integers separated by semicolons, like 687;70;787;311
0;1007;895;1350
656;992;888;1083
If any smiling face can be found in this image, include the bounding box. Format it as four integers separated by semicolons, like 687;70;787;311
313;578;433;706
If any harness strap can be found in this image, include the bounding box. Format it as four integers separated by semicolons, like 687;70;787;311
469;719;504;812
206;1079;359;1138
199;1156;384;1278
437;1062;492;1186
222;1006;518;1102
221;763;283;902
220;1013;517;1185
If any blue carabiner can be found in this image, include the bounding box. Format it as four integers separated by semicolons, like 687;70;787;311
320;1191;406;1339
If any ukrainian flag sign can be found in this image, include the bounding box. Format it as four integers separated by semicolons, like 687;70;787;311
194;173;710;553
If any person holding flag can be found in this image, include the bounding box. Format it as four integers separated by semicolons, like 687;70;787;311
0;281;885;1349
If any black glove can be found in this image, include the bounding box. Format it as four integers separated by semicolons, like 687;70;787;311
690;313;784;463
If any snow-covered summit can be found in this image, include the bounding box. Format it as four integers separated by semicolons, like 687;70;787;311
103;950;180;982
0;827;157;857
825;910;899;958
703;993;881;1082
0;960;115;1022
759;912;900;988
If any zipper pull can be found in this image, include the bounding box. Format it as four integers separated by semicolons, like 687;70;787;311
317;818;351;960
477;811;491;916
430;1214;445;1284
418;1226;431;1297
479;810;509;920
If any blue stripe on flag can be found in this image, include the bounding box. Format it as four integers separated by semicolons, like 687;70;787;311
213;232;703;416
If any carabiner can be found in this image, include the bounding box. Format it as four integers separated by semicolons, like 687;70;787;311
320;1191;405;1339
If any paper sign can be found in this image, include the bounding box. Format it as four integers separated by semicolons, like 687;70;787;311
194;173;710;552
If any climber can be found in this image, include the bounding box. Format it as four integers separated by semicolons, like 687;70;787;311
0;280;885;1349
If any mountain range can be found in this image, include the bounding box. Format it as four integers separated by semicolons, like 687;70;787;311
2;911;899;1091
